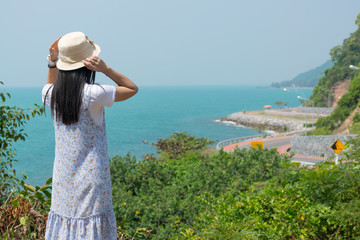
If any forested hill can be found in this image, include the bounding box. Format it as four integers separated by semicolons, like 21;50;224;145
311;14;360;107
270;60;333;88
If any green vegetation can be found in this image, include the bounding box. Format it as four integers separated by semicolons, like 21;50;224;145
182;162;360;239
147;131;216;159
274;101;288;108
2;81;360;239
111;135;290;239
0;81;51;239
310;14;360;107
307;13;360;134
0;81;43;201
110;134;360;239
349;122;360;134
313;72;360;133
271;60;333;88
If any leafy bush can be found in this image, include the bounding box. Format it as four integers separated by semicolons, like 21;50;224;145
343;135;360;161
0;179;52;239
308;126;332;135
182;162;360;239
0;82;52;239
0;81;44;205
349;122;360;133
352;112;360;123
148;132;216;159
111;133;360;239
110;134;290;239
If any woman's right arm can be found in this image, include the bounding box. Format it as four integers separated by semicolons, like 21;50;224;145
83;56;138;102
46;37;61;84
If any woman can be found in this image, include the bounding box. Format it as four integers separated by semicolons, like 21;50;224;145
42;32;138;239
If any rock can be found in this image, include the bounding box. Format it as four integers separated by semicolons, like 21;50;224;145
219;112;304;132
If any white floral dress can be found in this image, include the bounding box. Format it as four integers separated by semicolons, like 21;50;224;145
45;96;117;239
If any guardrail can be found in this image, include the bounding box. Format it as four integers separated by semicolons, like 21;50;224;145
216;134;265;151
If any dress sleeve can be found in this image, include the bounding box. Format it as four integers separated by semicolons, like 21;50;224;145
90;84;116;107
42;84;53;106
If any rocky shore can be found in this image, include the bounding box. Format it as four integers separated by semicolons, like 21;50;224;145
218;111;306;132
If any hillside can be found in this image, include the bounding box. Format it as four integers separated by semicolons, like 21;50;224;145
271;60;333;88
333;106;360;134
310;13;360;135
311;15;360;107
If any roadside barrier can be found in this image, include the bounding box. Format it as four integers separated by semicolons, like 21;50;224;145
216;134;265;151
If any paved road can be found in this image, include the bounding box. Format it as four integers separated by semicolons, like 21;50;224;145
223;135;329;165
224;136;292;151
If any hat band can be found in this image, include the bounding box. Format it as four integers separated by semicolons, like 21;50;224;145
60;55;78;64
60;47;94;64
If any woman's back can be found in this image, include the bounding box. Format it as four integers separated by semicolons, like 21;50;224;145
45;84;117;239
44;31;137;240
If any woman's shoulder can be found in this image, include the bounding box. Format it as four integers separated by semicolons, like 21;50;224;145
42;83;53;95
85;83;115;93
42;84;53;106
85;83;116;107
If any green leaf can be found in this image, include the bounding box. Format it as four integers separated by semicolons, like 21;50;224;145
42;190;51;199
20;216;29;226
35;192;45;201
23;184;36;192
39;184;49;191
46;177;52;185
12;198;20;208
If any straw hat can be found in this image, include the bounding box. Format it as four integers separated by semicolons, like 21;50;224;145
57;32;101;71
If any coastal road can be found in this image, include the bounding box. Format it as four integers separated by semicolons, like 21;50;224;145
223;136;293;152
223;135;329;165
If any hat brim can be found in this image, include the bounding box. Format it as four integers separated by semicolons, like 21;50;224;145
56;44;101;71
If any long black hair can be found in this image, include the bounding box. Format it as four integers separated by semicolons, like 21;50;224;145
44;67;96;125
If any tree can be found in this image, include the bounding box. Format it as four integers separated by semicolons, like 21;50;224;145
356;13;360;28
329;45;341;62
274;101;288;108
0;81;44;204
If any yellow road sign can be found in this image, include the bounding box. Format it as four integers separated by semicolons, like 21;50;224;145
331;139;344;154
251;141;263;149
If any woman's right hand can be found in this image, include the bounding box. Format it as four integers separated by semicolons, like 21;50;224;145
49;37;61;61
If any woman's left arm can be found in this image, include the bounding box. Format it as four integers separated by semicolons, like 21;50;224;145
46;38;61;84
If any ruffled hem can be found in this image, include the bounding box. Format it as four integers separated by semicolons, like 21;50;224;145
45;209;117;240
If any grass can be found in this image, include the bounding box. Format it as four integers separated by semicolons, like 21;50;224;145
201;146;218;156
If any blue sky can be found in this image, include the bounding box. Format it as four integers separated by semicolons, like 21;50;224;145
1;0;360;87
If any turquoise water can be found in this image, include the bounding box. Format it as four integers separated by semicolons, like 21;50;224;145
3;86;312;186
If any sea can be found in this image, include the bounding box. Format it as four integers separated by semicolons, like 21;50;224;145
3;86;312;186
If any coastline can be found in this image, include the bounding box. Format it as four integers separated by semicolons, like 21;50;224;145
216;107;322;133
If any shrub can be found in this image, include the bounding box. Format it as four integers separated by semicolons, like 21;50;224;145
110;134;290;239
308;127;332;135
149;132;216;159
183;162;360;239
0;81;44;204
0;82;53;239
352;112;360;123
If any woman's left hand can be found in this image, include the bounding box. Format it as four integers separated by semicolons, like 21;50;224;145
83;56;108;73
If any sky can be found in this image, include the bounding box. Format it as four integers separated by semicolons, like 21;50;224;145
1;0;360;87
